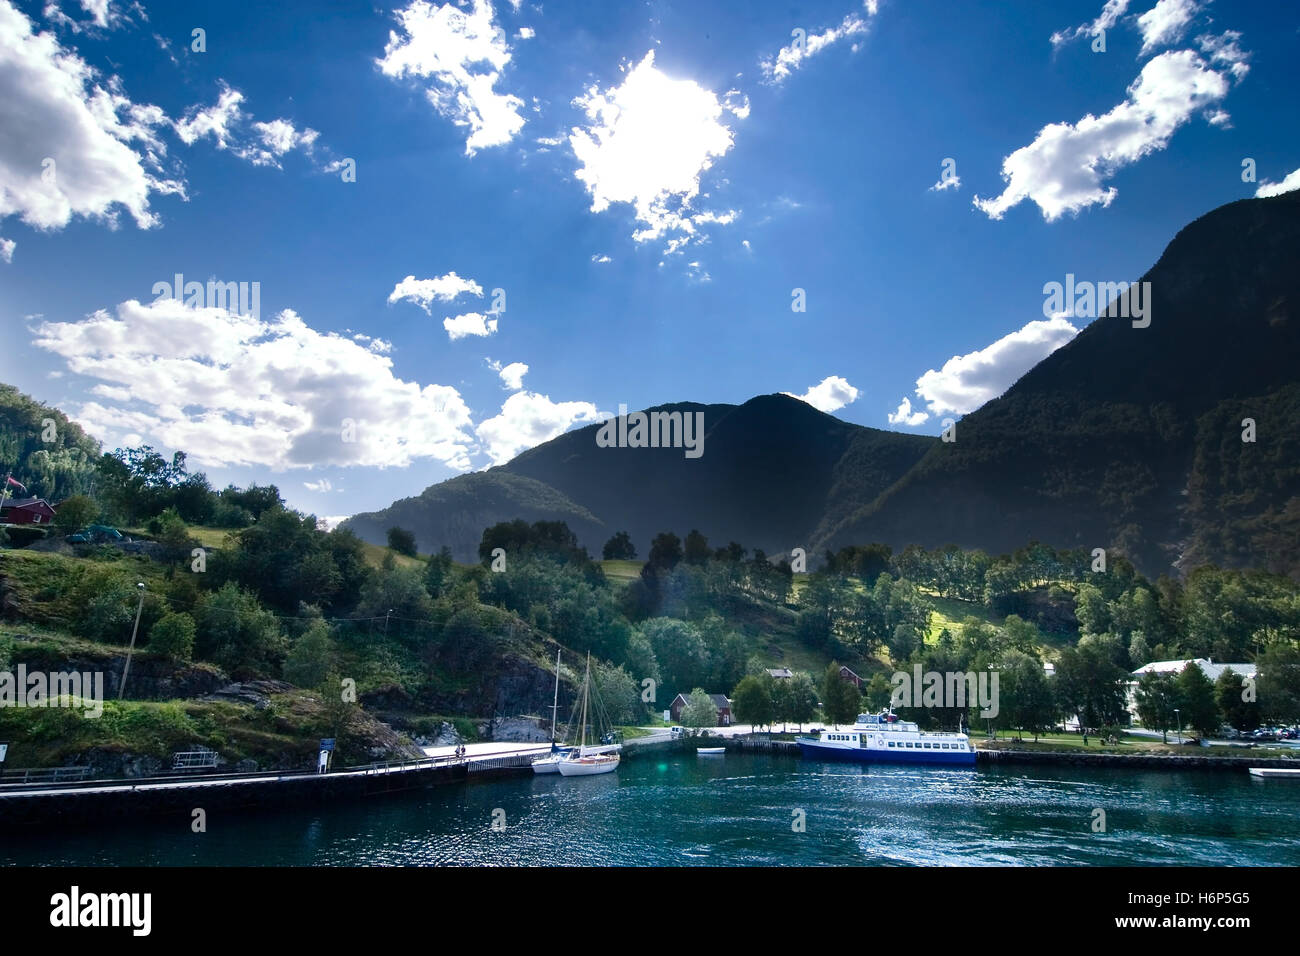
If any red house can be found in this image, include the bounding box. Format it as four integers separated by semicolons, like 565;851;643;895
669;693;732;727
0;496;57;525
839;665;864;689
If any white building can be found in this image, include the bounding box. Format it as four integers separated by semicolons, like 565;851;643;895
1126;658;1255;719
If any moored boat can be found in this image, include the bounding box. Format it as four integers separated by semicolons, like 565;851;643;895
555;652;620;777
697;747;725;755
796;711;975;766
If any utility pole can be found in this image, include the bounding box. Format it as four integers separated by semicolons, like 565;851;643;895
118;582;146;700
384;608;393;635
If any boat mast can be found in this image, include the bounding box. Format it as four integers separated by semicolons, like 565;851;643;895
578;652;591;749
550;648;561;747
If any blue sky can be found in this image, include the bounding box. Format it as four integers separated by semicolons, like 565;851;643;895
1;0;1297;524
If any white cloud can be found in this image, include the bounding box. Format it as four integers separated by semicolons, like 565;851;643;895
173;84;322;169
497;361;527;390
1255;167;1300;198
887;396;929;427
973;49;1231;221
377;0;525;155
569;50;744;248
760;4;876;84
517;26;534;39
174;84;244;148
929;173;961;192
590;253;611;263
0;237;13;263
31;297;477;471
315;514;350;532
1050;0;1130;48
0;0;181;233
1137;0;1200;55
443;312;498;340
304;478;333;492
388;271;483;312
784;375;860;413
351;332;393;353
475;390;604;465
908;317;1079;417
1197;31;1250;82
43;0;127;33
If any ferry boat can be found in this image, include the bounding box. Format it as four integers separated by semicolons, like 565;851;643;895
796;711;975;766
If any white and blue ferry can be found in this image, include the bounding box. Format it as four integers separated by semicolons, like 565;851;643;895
796;711;976;766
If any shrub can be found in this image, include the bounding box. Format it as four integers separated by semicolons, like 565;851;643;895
149;612;197;661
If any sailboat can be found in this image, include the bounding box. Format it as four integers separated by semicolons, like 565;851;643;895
532;649;573;774
556;652;621;777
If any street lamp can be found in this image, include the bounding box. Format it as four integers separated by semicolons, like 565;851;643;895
118;582;146;700
1174;708;1182;745
986;664;995;739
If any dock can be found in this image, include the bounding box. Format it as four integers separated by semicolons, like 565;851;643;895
1248;767;1300;778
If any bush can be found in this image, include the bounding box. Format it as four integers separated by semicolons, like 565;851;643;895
387;526;418;557
149;612;196;661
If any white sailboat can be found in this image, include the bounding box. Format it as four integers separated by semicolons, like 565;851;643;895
556;652;620;777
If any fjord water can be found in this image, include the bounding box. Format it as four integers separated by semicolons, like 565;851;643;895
5;754;1299;866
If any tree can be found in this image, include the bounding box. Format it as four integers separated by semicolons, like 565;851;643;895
54;494;98;534
387;526;417;557
1054;642;1129;730
732;675;775;732
156;508;199;566
283;619;335;688
863;672;893;711
820;663;861;726
1175;662;1221;737
647;532;683;571
1134;671;1179;742
999;651;1054;741
197;582;286;674
683;529;711;566
783;672;819;730
425;546;455;598
602;531;637;560
639;618;706;699
148;612;196;661
680;688;719;729
1257;642;1300;723
1215;667;1259;732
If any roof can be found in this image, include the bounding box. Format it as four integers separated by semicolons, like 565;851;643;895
839;665;861;677
766;668;793;678
0;496;45;509
710;694;730;709
1131;658;1256;681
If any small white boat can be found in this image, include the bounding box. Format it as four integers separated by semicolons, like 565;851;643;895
697;747;725;755
556;750;621;776
1248;767;1300;778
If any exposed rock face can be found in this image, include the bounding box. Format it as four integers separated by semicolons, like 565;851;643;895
7;641;228;701
490;717;549;743
73;747;166;779
202;680;293;709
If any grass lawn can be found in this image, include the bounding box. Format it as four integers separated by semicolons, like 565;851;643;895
599;559;643;584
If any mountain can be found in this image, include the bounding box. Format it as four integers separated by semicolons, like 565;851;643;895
348;193;1300;578
343;395;934;562
817;191;1300;577
343;471;607;562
